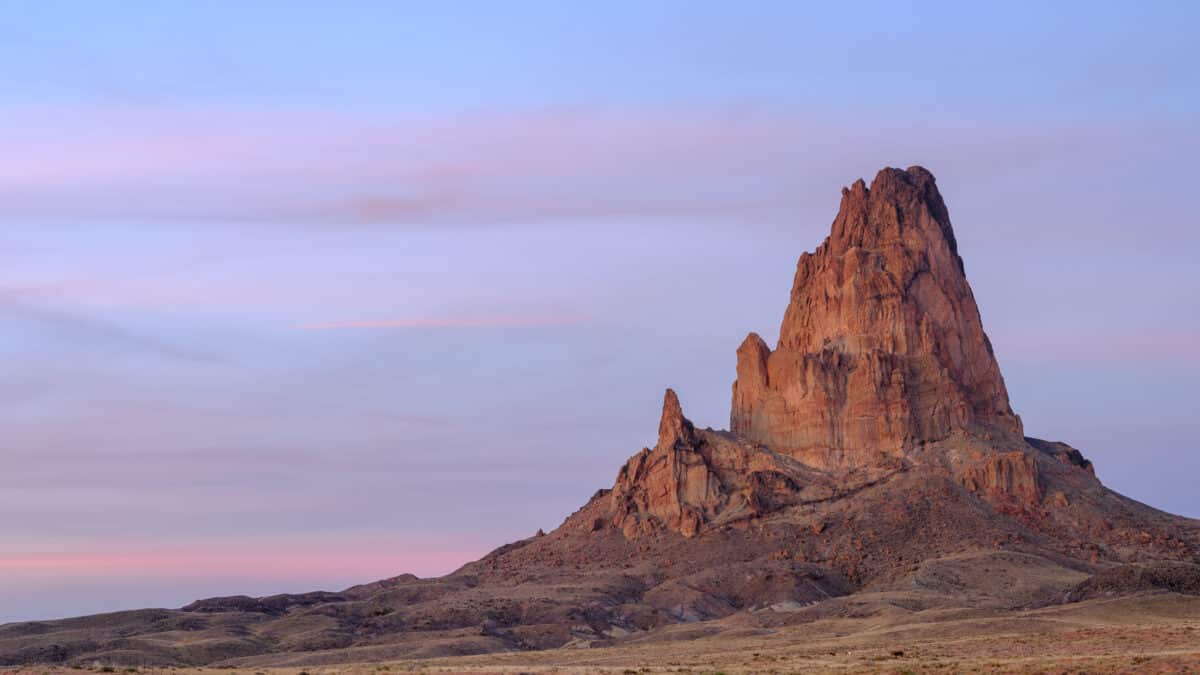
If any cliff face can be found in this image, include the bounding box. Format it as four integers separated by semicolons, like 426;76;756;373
731;167;1023;467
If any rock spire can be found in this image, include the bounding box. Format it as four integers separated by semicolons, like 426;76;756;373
731;166;1022;467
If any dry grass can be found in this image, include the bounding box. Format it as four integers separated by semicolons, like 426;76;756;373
6;593;1198;675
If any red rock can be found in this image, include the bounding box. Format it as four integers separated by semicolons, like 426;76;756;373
611;167;1103;537
610;389;850;538
731;167;1023;467
657;387;694;451
959;451;1043;505
610;390;721;538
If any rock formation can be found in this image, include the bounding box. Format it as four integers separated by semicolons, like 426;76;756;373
610;166;1105;539
731;167;1023;468
610;389;715;538
3;166;1196;669
610;389;902;539
610;390;807;539
958;451;1043;505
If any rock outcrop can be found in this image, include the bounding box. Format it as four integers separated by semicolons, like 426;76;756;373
610;389;716;538
610;390;849;538
731;167;1023;467
959;451;1043;505
615;166;1096;535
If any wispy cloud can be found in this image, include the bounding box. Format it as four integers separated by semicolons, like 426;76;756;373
0;286;222;364
295;315;591;330
0;534;488;582
2;104;1166;228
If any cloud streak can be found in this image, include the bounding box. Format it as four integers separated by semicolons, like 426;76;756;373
0;535;488;582
294;314;591;330
0;286;222;364
2;104;1171;229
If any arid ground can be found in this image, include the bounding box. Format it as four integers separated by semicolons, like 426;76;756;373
6;593;1199;674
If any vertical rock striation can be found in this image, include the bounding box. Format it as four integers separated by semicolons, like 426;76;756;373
731;167;1023;467
611;389;716;537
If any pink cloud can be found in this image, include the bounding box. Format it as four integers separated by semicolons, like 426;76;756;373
1;535;489;582
294;314;591;330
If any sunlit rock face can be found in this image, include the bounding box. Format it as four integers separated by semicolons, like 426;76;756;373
612;167;1045;541
731;166;1023;468
610;389;843;539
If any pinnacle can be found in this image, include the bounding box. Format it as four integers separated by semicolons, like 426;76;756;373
736;166;1021;465
657;388;694;450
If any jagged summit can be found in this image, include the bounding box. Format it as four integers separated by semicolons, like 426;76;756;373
656;388;694;451
831;167;959;264
608;167;1112;540
732;166;1022;468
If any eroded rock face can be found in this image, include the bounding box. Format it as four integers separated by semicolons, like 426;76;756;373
611;390;714;537
657;388;694;451
959;451;1043;505
1026;437;1095;476
609;167;1087;540
732;167;1023;466
610;390;840;538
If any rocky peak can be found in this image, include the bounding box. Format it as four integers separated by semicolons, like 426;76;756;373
657;388;694;451
611;389;713;538
610;388;848;539
732;166;1022;467
609;166;1093;542
827;166;958;267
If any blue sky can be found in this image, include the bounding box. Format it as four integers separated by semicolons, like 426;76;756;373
1;0;1198;622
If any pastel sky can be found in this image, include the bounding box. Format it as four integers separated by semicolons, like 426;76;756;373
2;1;1198;623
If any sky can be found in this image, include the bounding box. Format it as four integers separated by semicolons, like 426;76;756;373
1;1;1198;623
